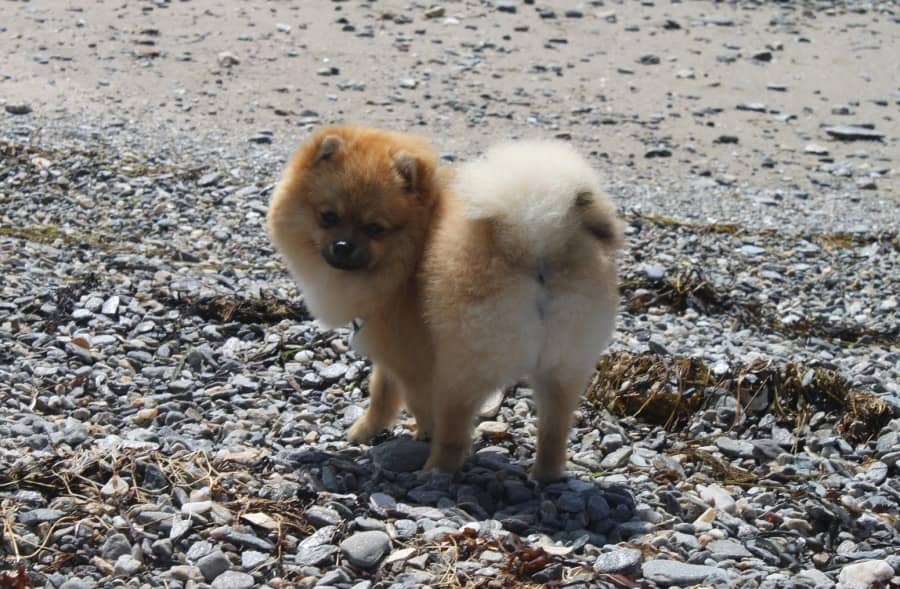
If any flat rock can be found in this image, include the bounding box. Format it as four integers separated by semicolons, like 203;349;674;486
18;508;65;525
5;103;32;115
707;539;752;559
716;437;755;459
837;560;894;589
824;125;884;141
296;543;338;567
594;548;642;573
370;438;429;472
642;560;729;586
113;555;142;576
211;571;255;589
197;550;231;581
340;531;391;568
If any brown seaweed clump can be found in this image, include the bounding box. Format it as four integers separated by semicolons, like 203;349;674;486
587;352;892;443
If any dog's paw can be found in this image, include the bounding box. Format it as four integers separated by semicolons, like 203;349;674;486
530;461;565;484
422;447;466;475
347;418;378;444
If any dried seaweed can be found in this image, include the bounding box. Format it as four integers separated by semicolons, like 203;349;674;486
589;353;714;428
588;352;891;443
623;266;761;321
178;294;309;324
0;446;308;567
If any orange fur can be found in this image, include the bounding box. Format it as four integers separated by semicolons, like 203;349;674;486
267;125;622;482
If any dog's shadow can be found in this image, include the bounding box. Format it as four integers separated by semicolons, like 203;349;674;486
279;436;636;547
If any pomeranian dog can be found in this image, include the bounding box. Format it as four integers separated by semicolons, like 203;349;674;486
267;125;622;482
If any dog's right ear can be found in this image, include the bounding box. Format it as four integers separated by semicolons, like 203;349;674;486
314;135;343;163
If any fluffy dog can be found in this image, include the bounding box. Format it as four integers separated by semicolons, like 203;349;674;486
267;125;622;482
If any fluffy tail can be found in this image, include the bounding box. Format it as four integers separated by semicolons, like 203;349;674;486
452;140;623;260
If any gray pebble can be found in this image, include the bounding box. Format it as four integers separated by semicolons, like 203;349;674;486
641;559;730;585
594;547;642;573
197;550;231;581
339;531;391;568
211;571;255;589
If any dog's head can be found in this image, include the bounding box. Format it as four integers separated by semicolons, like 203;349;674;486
267;125;440;325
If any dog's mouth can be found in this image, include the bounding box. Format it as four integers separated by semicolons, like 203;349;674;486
322;240;369;271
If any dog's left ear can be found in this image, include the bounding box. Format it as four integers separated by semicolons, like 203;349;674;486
394;153;417;191
394;153;434;201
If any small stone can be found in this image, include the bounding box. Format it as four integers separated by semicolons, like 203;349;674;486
58;581;92;589
716;437;755;459
370;438;429;472
170;518;191;541
837;560;894;589
211;571;255;589
241;550;268;569
169;565;204;582
198;172;222;187
805;144;829;155
217;52;240;67
707;539;752;560
296;544;338;567
100;533;132;561
865;461;889;485
114;555;142;576
638;54;661;65
479;390;505;418
699;484;735;513
594;548;642;573
642;560;729;585
340;531;391;568
752;50;773;62
318;362;348;382
645;147;672;158
496;1;517;14
101;295;120;316
181;500;212;516
305;505;342;528
641;265;666;281
197;550;231;581
714;134;739;144
824;125;884;141
739;245;766;256
18;508;65;526
600;446;632;469
737;102;767;112
249;133;273;145
424;6;445;19
5;103;32;115
476;421;508;435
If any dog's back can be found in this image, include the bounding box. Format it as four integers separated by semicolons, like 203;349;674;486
425;139;622;387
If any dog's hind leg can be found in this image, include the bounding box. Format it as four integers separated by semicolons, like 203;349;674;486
530;371;587;483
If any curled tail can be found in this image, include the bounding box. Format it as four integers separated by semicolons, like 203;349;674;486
452;139;623;261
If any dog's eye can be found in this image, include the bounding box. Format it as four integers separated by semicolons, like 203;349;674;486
363;223;385;238
320;211;340;227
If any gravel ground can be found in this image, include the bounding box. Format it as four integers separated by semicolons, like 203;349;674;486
2;1;899;588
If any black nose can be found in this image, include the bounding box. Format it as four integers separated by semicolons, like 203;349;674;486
331;240;355;259
323;239;368;270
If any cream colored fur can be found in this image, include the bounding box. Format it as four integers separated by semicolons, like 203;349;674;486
267;126;622;482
